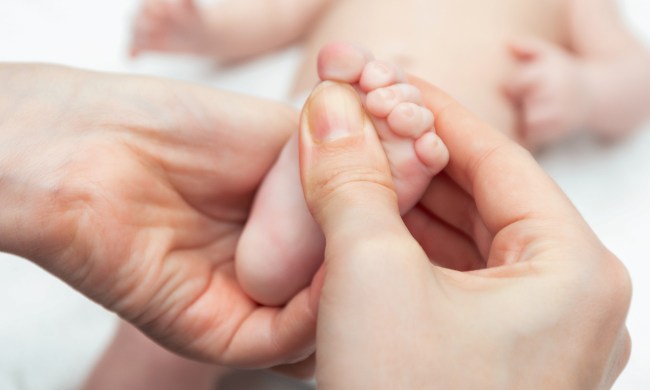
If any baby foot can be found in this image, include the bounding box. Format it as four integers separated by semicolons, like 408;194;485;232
131;0;208;57
318;42;449;209
236;42;448;306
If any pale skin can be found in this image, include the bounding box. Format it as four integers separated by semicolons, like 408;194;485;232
112;0;650;386
133;0;650;144
83;323;229;389
0;64;318;368
301;79;632;389
85;41;452;388
129;0;650;307
504;0;650;147
0;63;632;389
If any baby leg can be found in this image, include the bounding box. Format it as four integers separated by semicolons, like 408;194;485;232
237;42;449;306
130;0;207;57
82;321;226;390
131;0;331;62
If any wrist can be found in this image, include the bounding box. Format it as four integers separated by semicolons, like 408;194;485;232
0;64;79;264
0;132;66;264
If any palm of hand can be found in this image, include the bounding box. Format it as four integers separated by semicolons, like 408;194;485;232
4;66;315;366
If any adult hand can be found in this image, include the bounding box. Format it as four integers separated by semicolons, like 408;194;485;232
0;64;316;367
299;80;631;388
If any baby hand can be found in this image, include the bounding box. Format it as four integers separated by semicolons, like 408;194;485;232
504;37;591;149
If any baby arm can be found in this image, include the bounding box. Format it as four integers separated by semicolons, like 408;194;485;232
505;0;650;148
568;0;650;138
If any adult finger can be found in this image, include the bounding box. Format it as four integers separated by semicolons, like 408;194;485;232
300;81;441;385
299;81;415;251
411;77;585;235
224;289;317;367
403;207;485;271
417;173;492;258
298;80;433;290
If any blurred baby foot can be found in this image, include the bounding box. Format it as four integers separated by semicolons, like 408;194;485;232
130;0;209;57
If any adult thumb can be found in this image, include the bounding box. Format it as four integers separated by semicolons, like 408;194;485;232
299;81;418;263
299;83;437;373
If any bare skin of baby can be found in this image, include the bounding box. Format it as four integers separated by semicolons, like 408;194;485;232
132;0;650;146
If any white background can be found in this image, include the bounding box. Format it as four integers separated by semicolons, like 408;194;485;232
0;0;649;388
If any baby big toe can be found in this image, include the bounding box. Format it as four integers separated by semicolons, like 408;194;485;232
318;42;374;83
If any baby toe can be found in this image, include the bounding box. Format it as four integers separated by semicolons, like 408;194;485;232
387;102;434;138
359;60;405;92
414;132;449;175
366;83;422;118
318;42;374;83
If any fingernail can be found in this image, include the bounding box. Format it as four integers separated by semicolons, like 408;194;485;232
305;82;364;143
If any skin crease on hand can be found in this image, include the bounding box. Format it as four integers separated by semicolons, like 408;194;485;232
299;79;632;389
0;64;317;368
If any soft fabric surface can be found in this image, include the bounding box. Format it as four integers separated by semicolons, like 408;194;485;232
0;1;648;388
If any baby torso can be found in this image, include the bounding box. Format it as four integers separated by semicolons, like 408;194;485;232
294;0;569;135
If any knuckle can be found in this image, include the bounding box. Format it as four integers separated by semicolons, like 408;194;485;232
339;233;419;266
311;165;395;206
602;254;633;309
573;251;632;316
